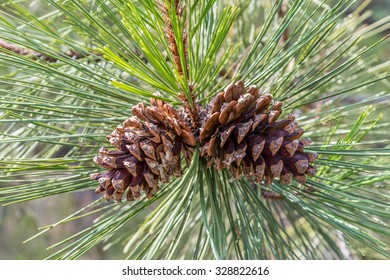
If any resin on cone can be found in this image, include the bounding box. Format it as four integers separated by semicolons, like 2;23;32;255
199;81;317;185
91;98;196;202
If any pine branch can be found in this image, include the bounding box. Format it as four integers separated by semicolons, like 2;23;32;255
159;0;199;128
159;0;188;77
0;39;102;62
278;0;290;49
0;0;389;260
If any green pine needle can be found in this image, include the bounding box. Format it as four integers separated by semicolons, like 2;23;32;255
0;0;389;260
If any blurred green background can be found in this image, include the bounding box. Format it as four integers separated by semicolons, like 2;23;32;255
0;0;389;260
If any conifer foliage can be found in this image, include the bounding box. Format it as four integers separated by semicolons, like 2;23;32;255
0;0;389;259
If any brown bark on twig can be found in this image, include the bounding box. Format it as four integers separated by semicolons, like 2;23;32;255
159;0;199;129
0;39;101;62
278;0;290;50
159;0;187;76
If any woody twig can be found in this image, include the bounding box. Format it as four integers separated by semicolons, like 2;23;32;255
159;0;199;128
278;0;290;50
0;39;101;62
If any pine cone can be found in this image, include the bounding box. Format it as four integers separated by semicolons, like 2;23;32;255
199;81;317;185
91;98;196;202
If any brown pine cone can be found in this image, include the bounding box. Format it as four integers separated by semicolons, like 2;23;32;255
199;81;317;185
91;98;196;202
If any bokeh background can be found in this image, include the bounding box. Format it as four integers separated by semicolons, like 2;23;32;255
0;0;389;259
